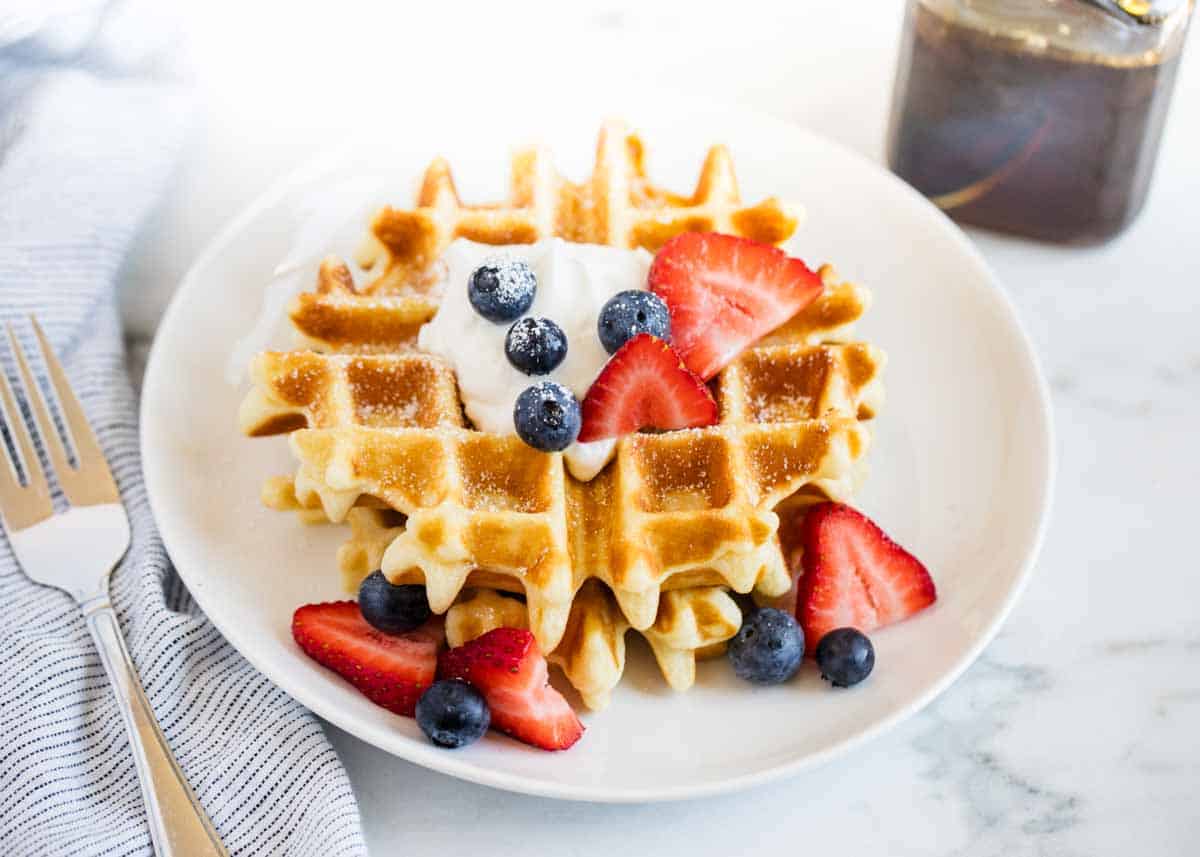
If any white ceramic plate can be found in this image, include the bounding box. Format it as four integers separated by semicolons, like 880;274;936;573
141;95;1054;803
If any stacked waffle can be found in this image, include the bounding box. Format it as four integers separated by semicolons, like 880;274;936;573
239;122;883;710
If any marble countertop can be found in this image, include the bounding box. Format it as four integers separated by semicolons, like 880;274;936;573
123;2;1200;853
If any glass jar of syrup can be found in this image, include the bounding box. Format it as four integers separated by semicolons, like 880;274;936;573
887;0;1193;243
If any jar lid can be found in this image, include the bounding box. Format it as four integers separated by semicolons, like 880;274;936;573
1089;0;1189;26
925;0;1193;65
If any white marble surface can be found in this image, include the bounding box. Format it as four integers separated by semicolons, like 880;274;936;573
123;2;1200;853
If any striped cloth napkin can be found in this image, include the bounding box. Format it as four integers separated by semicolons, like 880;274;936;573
0;6;366;856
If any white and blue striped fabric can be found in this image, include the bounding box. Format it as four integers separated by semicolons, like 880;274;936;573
0;7;367;856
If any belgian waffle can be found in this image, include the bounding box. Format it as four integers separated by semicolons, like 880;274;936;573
448;582;741;712
240;122;884;706
325;508;742;711
287;120;805;352
243;296;882;652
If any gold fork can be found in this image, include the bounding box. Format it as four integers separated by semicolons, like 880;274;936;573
0;317;227;857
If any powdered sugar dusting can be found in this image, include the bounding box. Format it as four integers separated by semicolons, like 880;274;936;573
479;254;537;306
418;237;651;481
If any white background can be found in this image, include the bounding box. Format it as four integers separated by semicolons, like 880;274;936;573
125;2;1200;854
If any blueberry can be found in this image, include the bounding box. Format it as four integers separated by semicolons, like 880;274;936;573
727;608;804;685
416;679;491;748
597;290;671;354
513;381;581;452
358;571;431;634
505;317;568;375
815;627;875;688
468;260;536;323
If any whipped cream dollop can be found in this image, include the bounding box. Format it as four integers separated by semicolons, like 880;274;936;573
418;238;653;481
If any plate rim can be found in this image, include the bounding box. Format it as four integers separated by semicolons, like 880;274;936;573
139;105;1056;803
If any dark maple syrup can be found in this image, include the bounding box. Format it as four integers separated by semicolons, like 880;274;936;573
887;2;1190;244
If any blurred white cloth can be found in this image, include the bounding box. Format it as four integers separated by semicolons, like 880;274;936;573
0;5;366;855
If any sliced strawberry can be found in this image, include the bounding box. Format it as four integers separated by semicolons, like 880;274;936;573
292;601;442;717
439;627;583;751
577;333;717;442
648;232;824;379
796;503;937;644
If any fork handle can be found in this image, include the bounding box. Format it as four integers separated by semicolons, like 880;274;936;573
84;598;229;857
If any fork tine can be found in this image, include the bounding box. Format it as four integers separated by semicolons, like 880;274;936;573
8;325;73;479
29;318;119;506
0;338;53;530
